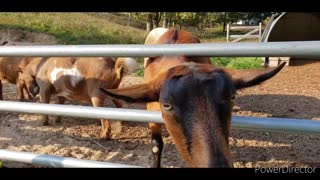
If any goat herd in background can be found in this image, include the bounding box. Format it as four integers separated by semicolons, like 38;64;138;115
0;27;286;168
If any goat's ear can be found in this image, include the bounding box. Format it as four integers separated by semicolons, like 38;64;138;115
8;64;23;73
99;83;159;103
225;62;286;89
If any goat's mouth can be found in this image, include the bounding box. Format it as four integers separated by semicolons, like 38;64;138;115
29;93;36;99
161;110;233;168
28;85;39;98
27;91;36;101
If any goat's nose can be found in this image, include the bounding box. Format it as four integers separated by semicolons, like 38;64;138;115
30;86;39;96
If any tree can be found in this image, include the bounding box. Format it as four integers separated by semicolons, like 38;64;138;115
132;12;154;32
133;12;165;32
205;12;220;28
153;12;160;27
132;12;274;33
162;12;168;28
128;12;131;26
222;12;228;32
147;13;153;32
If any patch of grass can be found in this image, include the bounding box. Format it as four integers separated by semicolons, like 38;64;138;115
211;57;263;69
133;58;145;77
134;67;145;77
133;57;263;77
210;57;233;67
0;13;147;44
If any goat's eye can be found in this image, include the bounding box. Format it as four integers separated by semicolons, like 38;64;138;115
162;103;173;111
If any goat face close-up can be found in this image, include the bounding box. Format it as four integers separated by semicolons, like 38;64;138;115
100;61;286;168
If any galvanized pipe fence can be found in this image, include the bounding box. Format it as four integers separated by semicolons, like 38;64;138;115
1;41;320;168
0;149;142;168
1;101;320;135
0;41;320;57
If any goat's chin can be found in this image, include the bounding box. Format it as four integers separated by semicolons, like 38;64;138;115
28;93;39;102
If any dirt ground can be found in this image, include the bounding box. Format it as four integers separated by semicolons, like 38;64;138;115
1;62;320;168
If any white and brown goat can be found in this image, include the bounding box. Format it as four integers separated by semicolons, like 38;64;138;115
18;56;137;139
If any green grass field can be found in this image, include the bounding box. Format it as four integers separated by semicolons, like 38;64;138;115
0;13;147;44
134;57;263;77
0;13;264;77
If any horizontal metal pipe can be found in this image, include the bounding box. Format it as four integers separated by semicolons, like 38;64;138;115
0;101;162;123
1;41;320;57
0;101;320;135
232;116;320;135
0;149;142;168
230;35;260;39
230;26;260;30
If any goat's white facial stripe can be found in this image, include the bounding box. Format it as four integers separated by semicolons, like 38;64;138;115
50;67;84;87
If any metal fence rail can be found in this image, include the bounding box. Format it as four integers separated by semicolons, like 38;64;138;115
1;41;320;57
0;149;142;168
1;101;320;135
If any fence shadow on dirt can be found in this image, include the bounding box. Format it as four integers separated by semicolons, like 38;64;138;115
234;94;320;120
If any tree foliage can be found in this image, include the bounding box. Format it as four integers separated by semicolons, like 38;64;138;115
131;12;274;31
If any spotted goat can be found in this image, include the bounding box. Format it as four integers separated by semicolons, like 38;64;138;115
17;56;137;139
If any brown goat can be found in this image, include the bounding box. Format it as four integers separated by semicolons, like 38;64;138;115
0;41;35;101
143;27;168;68
99;28;286;168
19;57;137;139
15;57;47;100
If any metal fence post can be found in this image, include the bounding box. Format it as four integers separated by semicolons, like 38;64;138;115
259;22;262;39
226;24;230;42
